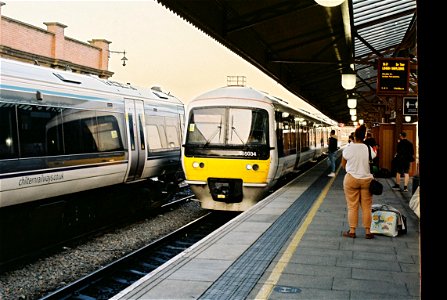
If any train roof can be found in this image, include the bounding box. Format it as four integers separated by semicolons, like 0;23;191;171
190;85;337;126
0;58;183;105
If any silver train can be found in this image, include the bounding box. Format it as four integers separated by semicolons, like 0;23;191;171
0;58;185;209
181;79;338;212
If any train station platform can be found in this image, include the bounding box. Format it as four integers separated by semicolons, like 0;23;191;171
111;156;421;300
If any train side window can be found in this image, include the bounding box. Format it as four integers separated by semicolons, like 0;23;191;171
146;114;179;152
92;115;124;151
166;125;180;148
63;116;98;154
165;116;181;148
300;125;310;151
0;106;19;159
17;105;58;157
146;125;163;150
46;109;64;156
282;121;291;155
285;120;297;155
275;112;284;157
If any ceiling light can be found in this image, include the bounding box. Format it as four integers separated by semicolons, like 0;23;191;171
342;73;356;90
347;98;357;109
349;108;356;116
314;0;345;7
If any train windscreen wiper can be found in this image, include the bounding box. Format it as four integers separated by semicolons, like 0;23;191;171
204;124;222;147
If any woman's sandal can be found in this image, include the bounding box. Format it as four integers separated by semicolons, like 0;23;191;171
365;233;375;239
342;231;356;238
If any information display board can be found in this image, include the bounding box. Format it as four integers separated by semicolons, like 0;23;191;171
377;58;410;95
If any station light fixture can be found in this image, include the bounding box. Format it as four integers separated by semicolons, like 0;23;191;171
314;0;345;7
342;72;356;90
358;119;364;125
347;98;357;109
349;108;356;116
342;63;356;90
351;115;357;121
108;49;128;66
405;115;412;122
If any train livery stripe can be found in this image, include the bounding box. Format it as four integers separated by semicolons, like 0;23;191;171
0;152;179;180
0;160;128;180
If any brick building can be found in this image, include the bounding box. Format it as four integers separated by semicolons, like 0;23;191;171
0;2;115;78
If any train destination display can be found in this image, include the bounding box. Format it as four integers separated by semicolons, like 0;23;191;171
377;58;410;95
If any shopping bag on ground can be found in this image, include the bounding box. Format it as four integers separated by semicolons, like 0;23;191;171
371;204;406;237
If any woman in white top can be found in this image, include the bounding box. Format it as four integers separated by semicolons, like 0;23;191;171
341;124;376;239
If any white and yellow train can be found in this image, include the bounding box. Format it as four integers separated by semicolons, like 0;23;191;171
181;78;338;212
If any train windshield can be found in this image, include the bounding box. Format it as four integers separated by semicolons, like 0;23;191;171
185;107;269;159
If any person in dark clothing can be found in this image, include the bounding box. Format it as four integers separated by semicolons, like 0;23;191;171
392;132;414;192
327;129;338;177
364;132;379;172
364;132;377;148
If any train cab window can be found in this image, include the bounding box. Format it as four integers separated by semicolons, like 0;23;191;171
0;106;19;159
231;108;268;145
186;107;268;146
187;109;223;145
185;107;269;159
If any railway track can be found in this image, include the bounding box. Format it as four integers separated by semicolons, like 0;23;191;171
38;211;238;300
0;182;194;272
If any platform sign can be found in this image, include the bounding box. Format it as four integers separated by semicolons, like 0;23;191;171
377;58;410;95
403;97;418;115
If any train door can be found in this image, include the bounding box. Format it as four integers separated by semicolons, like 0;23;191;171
124;99;147;182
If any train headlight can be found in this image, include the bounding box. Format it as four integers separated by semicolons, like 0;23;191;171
246;164;259;171
192;161;204;168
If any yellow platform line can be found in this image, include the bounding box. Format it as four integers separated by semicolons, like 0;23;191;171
254;166;340;299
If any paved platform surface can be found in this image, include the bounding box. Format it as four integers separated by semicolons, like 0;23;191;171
112;156;420;300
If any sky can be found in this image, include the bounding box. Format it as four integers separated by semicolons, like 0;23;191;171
2;0;325;116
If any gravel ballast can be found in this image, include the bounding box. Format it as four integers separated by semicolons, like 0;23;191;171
0;200;207;300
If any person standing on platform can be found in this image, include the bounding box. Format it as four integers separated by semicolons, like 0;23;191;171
348;132;355;144
341;124;376;239
364;132;377;150
364;131;379;173
392;131;414;192
327;129;338;177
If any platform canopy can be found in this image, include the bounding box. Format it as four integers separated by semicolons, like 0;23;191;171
157;0;417;125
